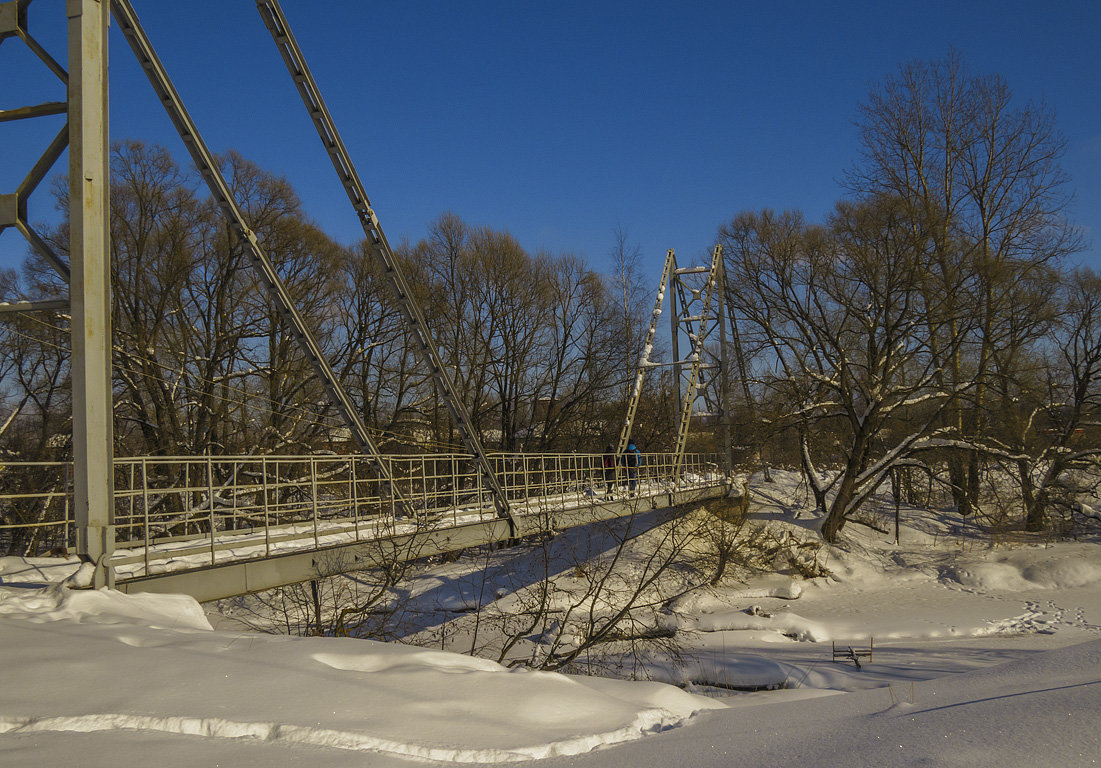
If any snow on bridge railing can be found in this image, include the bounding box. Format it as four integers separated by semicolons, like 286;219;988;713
1;452;723;576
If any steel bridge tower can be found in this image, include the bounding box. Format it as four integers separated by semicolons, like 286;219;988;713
617;245;732;478
2;0;113;587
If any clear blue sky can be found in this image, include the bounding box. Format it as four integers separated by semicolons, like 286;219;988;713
2;0;1099;281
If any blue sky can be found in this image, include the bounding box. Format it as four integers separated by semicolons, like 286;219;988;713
2;0;1099;282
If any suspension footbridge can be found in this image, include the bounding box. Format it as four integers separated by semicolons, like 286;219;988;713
0;0;734;602
2;452;727;601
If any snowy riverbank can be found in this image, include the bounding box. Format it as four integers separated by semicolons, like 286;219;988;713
3;471;1100;766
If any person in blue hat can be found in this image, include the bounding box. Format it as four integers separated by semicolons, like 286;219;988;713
622;440;642;493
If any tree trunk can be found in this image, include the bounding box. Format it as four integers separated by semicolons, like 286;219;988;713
947;457;974;516
821;471;859;543
311;579;323;636
1017;457;1038;530
820;501;847;543
1024;490;1047;532
799;434;827;515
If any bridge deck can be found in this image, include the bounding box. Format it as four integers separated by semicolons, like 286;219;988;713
116;481;726;602
1;452;727;602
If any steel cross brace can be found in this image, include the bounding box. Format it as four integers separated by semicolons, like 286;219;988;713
254;0;514;529
618;249;676;455
108;0;407;508
670;245;723;475
618;245;727;477
0;0;72;282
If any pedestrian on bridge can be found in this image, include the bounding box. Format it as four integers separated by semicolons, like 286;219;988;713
623;440;642;493
602;445;617;497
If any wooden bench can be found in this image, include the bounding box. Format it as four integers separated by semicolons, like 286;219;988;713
832;638;874;669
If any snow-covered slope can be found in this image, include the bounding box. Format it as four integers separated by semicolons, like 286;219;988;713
3;470;1100;766
0;581;720;765
531;638;1101;768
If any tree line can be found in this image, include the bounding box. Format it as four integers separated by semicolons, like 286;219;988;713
0;143;679;471
721;53;1099;539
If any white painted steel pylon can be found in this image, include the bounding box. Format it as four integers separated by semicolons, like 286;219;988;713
1;1;116;585
618;245;730;478
3;0;441;584
617;249;676;455
1;0;116;587
669;245;725;476
69;0;114;588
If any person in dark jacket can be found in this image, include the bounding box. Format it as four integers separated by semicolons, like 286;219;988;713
623;440;641;492
602;444;617;496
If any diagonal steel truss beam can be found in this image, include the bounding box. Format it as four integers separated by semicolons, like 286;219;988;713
618;249;675;455
254;0;513;525
108;0;405;504
1;0;67;82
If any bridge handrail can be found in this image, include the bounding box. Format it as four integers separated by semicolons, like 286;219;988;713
1;452;724;568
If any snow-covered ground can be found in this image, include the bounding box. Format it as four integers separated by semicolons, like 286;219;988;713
2;470;1100;766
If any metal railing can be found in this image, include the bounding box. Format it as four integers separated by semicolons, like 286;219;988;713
1;452;723;578
0;461;74;558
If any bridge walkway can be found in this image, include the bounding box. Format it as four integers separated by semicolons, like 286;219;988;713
1;452;727;602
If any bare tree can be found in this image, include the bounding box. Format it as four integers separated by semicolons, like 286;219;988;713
1008;270;1101;531
723;199;971;542
427;503;724;675
332;239;418;445
846;51;1081;515
0;267;72;555
527;254;623;448
609;226;651;403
